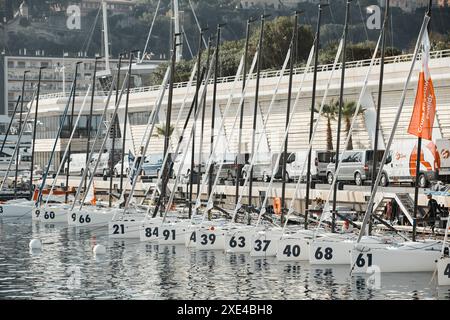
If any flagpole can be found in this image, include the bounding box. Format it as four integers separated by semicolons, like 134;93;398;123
412;0;432;242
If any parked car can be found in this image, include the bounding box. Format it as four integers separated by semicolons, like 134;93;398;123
326;149;385;186
242;152;272;182
272;151;318;182
113;158;130;177
315;150;336;183
126;153;170;179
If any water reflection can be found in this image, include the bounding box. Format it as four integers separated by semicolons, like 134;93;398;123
0;220;447;300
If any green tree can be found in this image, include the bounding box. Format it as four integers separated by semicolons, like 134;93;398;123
248;16;314;70
154;123;174;138
341;100;365;151
314;100;338;151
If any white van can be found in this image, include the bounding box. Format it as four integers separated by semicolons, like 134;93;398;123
273;151;318;182
67;153;88;175
65;152;110;177
242;152;272;182
382;138;440;187
91;152;110;177
436;138;450;179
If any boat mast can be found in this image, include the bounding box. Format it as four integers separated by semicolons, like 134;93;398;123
305;4;326;230
109;53;124;207
29;66;46;199
173;0;182;62
412;0;433;242
84;56;101;192
235;18;255;206
119;50;137;197
65;61;82;203
332;0;352;233
157;33;179;217
188;28;205;218
281;10;300;226
14;70;29;199
102;0;110;73
248;14;269;209
209;24;224;199
370;0;390;235
197;36;212;198
0;96;21;154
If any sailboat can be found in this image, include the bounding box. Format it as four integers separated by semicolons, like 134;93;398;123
350;11;446;273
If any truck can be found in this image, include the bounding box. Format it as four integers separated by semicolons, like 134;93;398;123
381;138;450;187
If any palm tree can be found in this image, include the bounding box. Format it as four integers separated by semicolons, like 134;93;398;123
341;101;365;150
154;123;174;138
314;100;338;151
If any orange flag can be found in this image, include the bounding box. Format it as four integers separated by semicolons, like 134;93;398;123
407;31;436;141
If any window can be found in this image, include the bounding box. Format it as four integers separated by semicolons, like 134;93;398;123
342;152;359;163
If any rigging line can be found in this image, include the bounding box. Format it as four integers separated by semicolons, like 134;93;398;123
0;90;36;191
43;86;91;210
182;25;195;59
221;45;294;222
390;9;394;54
162;53;217;224
141;61;199;207
141;0;161;62
312;32;382;237
356;15;431;243
203;46;292;222
76;70;130;210
357;0;371;49
192;53;254;216
188;0;208;48
119;67;170;212
328;1;336;25
80;6;102;56
282;39;344;232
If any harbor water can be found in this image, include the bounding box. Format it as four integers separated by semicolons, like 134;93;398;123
0;218;449;300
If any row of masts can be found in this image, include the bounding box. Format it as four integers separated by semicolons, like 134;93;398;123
3;0;436;244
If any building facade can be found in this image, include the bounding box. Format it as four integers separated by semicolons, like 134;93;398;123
30;48;450;175
1;55;119;116
77;0;137;15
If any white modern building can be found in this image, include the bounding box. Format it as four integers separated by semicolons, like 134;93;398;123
29;48;450;175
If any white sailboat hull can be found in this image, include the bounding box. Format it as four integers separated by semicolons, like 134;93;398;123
250;229;283;257
276;236;310;261
0;200;34;218
39;205;69;223
224;227;255;253
195;225;226;250
108;219;142;239
437;257;450;286
158;222;188;245
350;241;442;273
69;208;116;227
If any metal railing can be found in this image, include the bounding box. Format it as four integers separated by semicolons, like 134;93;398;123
38;49;450;101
